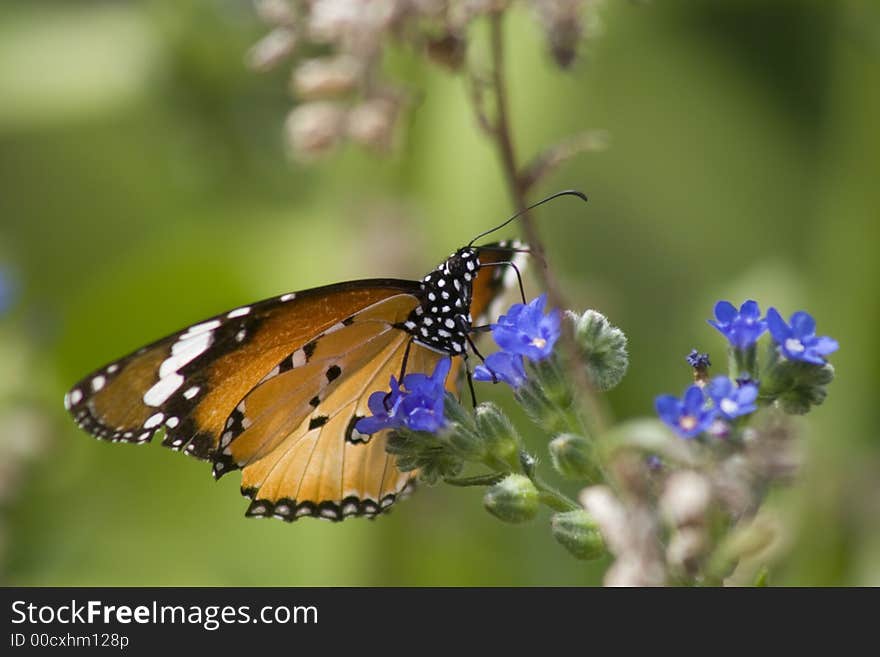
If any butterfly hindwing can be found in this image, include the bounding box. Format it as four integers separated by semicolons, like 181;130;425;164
232;329;443;520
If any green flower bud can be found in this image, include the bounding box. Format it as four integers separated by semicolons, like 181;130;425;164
527;356;574;407
762;360;834;415
475;402;520;468
515;360;579;435
567;309;629;391
385;428;463;484
548;433;598;481
551;510;605;560
443;395;486;460
483;474;539;523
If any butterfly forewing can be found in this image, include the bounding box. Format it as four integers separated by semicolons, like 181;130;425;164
65;280;421;457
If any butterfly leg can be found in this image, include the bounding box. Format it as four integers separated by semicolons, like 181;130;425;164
459;317;498;395
384;337;414;410
461;351;479;408
476;260;527;304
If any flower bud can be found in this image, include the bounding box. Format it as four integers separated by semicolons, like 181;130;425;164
532;0;584;68
292;56;361;100
247;27;297;72
385;428;463;484
254;0;295;26
548;433;597;481
346;98;398;152
515;359;576;434
666;526;708;575
440;395;485;460
425;32;467;71
660;470;713;528
483;474;539;523
567;309;629;391
551;510;605;560
475;402;521;467
762;359;834;415
284;102;345;160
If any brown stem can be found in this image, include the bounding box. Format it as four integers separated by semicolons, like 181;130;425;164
486;11;609;435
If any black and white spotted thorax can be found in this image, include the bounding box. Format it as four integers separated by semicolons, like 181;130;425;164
403;247;480;354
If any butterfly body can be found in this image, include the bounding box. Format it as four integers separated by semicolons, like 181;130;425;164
403;247;479;355
64;241;525;522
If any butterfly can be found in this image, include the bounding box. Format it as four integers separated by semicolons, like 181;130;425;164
63;191;585;522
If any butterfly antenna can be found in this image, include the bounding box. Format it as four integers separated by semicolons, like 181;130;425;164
468;189;588;247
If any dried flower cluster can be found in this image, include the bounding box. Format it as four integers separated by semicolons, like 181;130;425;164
581;412;798;586
248;0;604;160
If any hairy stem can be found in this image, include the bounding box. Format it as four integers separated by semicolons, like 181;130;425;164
486;11;609;437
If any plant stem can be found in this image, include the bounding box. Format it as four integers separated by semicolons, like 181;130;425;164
486;11;609;437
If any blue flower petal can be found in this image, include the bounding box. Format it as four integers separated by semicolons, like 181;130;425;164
654;395;682;424
714;300;737;323
790;311;816;338
683;385;706;414
736;383;759;405
765;308;789;342
739;299;761;319
474;352;527;389
355;415;393;435
812;336;839;356
707;376;733;400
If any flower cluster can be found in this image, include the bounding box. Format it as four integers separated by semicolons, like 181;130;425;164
356;357;451;435
248;1;607;160
357;294;564;436
708;300;838;364
474;293;561;389
655;377;758;439
656;300;838;438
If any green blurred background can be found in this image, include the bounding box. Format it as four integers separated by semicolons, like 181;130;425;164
1;0;878;585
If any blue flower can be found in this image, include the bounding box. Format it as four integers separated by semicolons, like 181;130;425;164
708;300;767;350
655;385;715;439
706;376;758;420
474;351;527;389
491;293;561;361
766;308;838;365
356;358;451;435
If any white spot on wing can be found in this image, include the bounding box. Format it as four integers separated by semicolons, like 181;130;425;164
144;373;184;407
91;375;106;392
183;386;200;400
280;293;296;302
160;332;212;378
180;319;221;339
144;412;164;429
227;306;250;318
165;416;179;428
292;348;307;368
